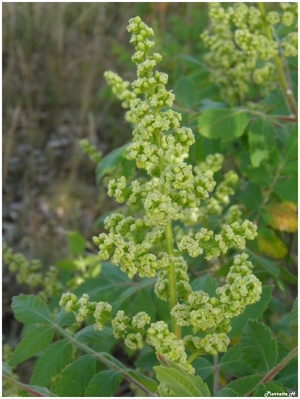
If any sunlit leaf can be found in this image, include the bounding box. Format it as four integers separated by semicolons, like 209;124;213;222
257;227;287;259
266;202;298;233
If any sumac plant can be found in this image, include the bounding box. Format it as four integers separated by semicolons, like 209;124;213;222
3;15;297;398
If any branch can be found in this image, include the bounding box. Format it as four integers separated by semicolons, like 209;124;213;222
246;346;298;396
3;374;56;397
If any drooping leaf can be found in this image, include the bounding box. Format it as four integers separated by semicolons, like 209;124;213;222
226;374;262;396
198;108;249;142
66;231;86;257
154;362;211;397
229;285;273;338
219;344;254;377
257;227;287;259
174;76;198;108
54;354;96;397
291;297;298;326
248;118;274;167
9;325;55;367
266;202;298;233
11;294;51;325
240;320;278;372
84;370;122;397
30;339;73;387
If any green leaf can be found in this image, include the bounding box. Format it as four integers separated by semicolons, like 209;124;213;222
198;108;249;142
2;361;12;376
84;370;122;397
154;362;211;397
174;76;198;108
226;374;262;396
291;297;297;326
251;253;280;278
248;118;274;167
66;231;86;257
254;382;286;397
219;344;254;376
274;176;298;204
135;351;158;373
9;325;55;367
128;370;158;394
193;357;213;380
191;274;217;296
240;320;278;372
215;387;238;397
11;294;51;325
54;354;96;397
55;258;77;271
282;124;297;169
74;326;116;353
96;144;130;183
229;285;273;338
257;227;287;259
30;339;73;387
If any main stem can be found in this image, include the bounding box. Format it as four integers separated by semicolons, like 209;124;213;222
155;125;181;338
258;2;298;118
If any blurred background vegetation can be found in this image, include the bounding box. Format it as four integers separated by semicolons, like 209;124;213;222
3;2;207;264
2;2;209;351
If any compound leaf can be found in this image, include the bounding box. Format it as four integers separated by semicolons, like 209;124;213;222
30;339;73;387
240;320;278;372
226;374;262;396
84;370;122;397
11;294;51;325
154;362;211;397
9;325;55;367
54;354;96;397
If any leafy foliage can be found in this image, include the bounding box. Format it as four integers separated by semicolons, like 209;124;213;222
3;4;297;398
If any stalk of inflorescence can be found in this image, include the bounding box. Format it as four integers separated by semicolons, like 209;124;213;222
258;2;298;118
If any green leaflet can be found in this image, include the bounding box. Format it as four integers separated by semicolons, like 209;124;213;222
254;382;286;396
74;326;116;353
229;285;273;338
215;387;238;397
30;339;73;387
84;370;123;397
193;357;214;380
53;354;96;397
240;320;278;372
2;361;12;377
9;325;55;367
154;362;211;397
11;294;51;325
198;108;249;142
226;374;262;396
127;370;158;394
66;231;86;257
219;344;254;377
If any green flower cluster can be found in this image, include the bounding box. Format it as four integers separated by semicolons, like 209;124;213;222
201;2;297;104
171;253;261;355
79;139;102;164
177;219;257;260
67;16;262;373
3;242;62;299
59;292;112;331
